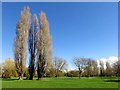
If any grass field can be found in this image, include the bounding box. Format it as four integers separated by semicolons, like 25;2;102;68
1;77;119;88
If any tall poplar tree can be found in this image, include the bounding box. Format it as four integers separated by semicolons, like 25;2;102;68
14;6;31;80
28;14;39;80
37;12;52;80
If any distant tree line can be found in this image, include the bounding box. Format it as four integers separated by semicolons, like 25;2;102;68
72;57;120;78
0;57;120;79
0;6;120;80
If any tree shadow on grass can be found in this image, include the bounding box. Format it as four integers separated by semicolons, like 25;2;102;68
2;78;18;81
104;79;120;82
2;78;32;81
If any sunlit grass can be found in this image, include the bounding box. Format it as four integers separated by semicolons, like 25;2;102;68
2;77;119;88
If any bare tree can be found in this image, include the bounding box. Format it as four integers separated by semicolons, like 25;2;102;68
85;59;98;77
0;63;2;78
105;61;112;76
73;57;87;79
85;59;92;77
92;60;98;76
37;12;52;80
53;57;67;77
113;60;120;76
14;6;31;80
99;61;105;77
28;14;39;80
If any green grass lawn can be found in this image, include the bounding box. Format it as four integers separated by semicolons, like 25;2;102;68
1;77;119;88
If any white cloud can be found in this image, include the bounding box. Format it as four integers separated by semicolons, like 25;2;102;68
97;56;118;69
67;65;77;71
107;56;118;64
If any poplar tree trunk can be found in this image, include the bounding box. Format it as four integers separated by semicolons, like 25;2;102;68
18;73;23;80
38;74;42;80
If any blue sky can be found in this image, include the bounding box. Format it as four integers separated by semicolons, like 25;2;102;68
0;2;2;63
2;2;118;68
